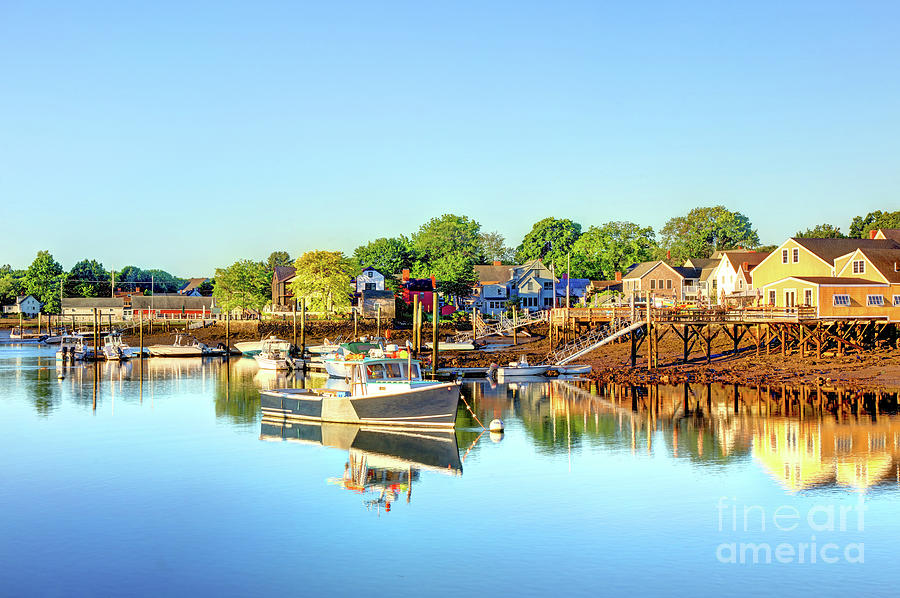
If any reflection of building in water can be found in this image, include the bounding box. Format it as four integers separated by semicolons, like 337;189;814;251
260;420;462;513
752;418;900;491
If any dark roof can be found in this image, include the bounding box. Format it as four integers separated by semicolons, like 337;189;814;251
474;264;512;284
858;248;900;283
622;261;669;279
722;251;769;270
792;238;900;264
360;289;394;299
404;279;434;291
132;296;216;310
877;229;900;242
62;298;124;308
273;266;296;282
672;267;701;279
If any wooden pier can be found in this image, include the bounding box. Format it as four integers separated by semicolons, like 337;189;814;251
548;305;899;368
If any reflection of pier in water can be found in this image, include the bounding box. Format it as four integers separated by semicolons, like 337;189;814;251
464;379;900;491
260;420;462;513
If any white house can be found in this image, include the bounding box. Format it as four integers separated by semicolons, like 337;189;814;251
354;267;386;293
711;250;770;303
473;259;557;315
2;295;42;318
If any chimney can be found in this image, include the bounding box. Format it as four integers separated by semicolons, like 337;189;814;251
615;271;622;282
402;269;410;282
666;250;671;260
870;229;878;239
430;275;436;289
742;261;749;272
493;260;501;266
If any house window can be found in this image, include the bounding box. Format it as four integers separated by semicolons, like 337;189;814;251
544;298;552;307
867;295;884;307
650;279;657;290
364;283;376;291
366;271;374;279
893;295;900;307
782;249;788;264
666;279;672;289
543;282;553;290
768;290;776;305
833;295;851;306
792;248;799;263
804;289;813;305
852;260;865;274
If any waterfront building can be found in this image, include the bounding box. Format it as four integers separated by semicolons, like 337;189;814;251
400;270;436;313
709;250;770;304
178;278;209;296
131;295;217;320
62;298;128;322
271;266;297;312
1;295;43;318
472;259;556;315
621;261;702;302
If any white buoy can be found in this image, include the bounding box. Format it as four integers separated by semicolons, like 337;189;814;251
489;418;504;433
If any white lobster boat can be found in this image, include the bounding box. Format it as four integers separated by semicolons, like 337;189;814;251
261;357;459;428
148;334;207;357
254;337;293;370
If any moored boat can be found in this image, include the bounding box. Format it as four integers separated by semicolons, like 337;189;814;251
322;342;386;378
55;334;87;360
254;336;293;370
261;357;460;428
496;355;550;378
102;331;134;361
148;334;208;357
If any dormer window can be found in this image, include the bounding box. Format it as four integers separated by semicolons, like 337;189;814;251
852;260;865;274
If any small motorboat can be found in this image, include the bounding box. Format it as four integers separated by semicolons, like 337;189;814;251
554;364;592;375
55;334;86;361
102;331;134;361
496;355;550;378
148;334;208;357
423;340;475;351
261;356;459;428
254;336;293;370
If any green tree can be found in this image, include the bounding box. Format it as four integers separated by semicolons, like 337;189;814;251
67;259;111;297
849;210;900;238
196;279;215;296
23;251;64;313
288;251;354;312
266;251;292;270
478;231;516;264
515;217;582;272
213;260;271;312
411;214;481;297
145;269;185;293
412;214;482;263
429;254;479;296
353;236;415;276
660;206;759;263
795;223;845;239
571;221;658;280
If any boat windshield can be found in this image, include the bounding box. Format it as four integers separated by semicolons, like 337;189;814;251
365;361;420;381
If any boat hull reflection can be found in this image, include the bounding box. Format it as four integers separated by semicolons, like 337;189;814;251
260;419;462;474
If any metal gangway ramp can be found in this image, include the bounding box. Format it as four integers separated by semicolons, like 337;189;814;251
546;318;646;366
454;309;548;343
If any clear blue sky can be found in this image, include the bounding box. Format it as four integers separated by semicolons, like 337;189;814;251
2;1;898;276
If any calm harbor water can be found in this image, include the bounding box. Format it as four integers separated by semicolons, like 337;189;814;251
2;335;900;596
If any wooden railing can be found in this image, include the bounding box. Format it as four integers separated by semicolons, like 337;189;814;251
550;305;818;324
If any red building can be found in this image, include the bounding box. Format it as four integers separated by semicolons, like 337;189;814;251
400;270;436;312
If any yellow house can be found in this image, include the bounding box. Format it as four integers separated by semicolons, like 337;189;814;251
751;237;900;303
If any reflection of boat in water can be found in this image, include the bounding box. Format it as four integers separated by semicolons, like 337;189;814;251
261;420;462;473
553;364;592;375
261;357;459;428
261;420;462;510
